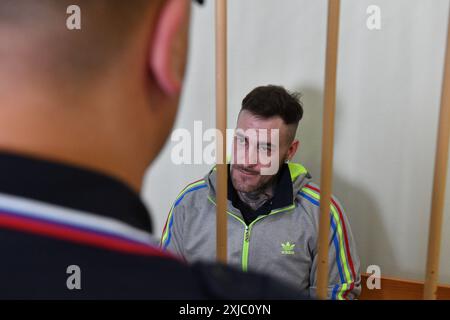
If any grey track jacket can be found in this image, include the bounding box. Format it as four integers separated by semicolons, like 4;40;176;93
161;163;361;299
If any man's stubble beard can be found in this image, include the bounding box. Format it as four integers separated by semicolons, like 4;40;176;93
231;154;288;210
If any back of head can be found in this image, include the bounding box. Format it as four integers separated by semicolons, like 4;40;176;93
0;0;155;82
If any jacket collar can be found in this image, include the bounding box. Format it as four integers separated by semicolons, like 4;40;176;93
206;162;311;217
0;151;153;233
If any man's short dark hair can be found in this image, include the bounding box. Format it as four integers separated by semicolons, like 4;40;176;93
241;85;303;126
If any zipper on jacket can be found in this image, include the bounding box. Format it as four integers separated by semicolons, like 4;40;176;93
208;195;295;272
242;226;250;271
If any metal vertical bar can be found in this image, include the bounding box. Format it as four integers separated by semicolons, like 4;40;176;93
424;7;450;300
215;0;228;264
317;0;341;300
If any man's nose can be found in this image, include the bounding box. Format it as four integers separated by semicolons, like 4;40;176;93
245;144;258;166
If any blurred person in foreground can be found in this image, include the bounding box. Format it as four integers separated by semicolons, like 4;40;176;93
0;0;304;299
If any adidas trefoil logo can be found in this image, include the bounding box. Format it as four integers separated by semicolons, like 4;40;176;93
281;242;295;255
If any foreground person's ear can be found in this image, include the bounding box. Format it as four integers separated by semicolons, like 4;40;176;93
149;0;191;96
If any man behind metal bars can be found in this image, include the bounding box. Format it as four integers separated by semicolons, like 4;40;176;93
162;85;362;299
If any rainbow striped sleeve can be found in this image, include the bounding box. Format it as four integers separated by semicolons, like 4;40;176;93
299;184;357;300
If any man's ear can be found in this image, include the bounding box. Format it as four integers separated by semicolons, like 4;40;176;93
149;0;190;96
287;140;300;161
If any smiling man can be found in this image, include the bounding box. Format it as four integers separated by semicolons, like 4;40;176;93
161;85;361;299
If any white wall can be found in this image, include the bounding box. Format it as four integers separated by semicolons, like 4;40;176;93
143;0;450;283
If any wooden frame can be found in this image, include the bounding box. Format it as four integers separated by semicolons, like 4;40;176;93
361;274;450;300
